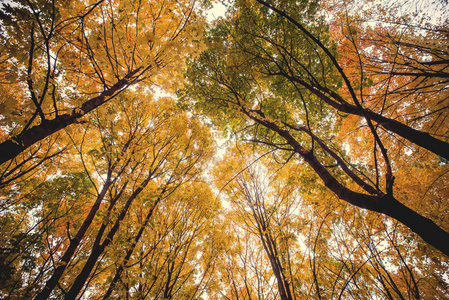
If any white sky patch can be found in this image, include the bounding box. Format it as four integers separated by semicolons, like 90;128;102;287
205;2;228;22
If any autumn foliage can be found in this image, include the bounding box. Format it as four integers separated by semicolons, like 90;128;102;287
1;0;448;299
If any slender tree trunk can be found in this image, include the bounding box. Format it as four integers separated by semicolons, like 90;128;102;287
255;218;292;300
64;174;153;300
102;198;161;299
33;178;112;300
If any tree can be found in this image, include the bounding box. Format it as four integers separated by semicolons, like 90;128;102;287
0;1;218;299
214;145;303;300
211;144;449;299
98;183;220;300
0;171;94;298
0;92;215;299
0;0;205;166
181;0;449;256
2;0;449;299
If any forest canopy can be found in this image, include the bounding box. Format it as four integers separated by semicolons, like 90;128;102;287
1;0;448;299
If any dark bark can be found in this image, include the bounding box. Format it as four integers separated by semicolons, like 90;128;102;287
269;50;449;162
303;79;449;161
33;175;112;300
255;0;449;161
64;173;154;300
381;71;449;78
0;69;141;165
264;119;449;257
101;198;162;299
323;84;449;161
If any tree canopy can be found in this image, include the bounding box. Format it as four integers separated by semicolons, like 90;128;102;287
1;0;448;299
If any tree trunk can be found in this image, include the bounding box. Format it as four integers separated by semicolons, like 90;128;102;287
0;69;140;165
64;174;153;300
283;73;449;161
102;198;161;299
248;112;449;257
289;131;449;257
33;178;112;300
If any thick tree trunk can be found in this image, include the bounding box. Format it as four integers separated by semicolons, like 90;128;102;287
287;131;449;257
284;74;449;161
247;112;449;257
337;102;449;161
0;70;140;165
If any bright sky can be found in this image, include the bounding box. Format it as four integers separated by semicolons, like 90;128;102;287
206;2;228;22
